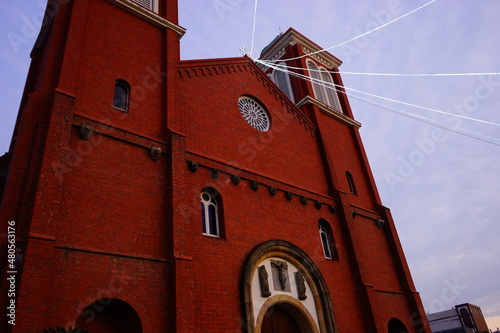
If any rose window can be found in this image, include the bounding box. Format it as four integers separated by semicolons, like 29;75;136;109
238;96;270;131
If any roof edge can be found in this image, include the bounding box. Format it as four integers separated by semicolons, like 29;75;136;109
259;28;342;69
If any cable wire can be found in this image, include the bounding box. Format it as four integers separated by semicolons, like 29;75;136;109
257;60;500;146
250;0;259;57
259;0;438;64
256;60;500;128
265;61;500;78
340;71;500;77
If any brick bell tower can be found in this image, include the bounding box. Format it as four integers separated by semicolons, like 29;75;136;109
1;1;430;332
0;0;186;332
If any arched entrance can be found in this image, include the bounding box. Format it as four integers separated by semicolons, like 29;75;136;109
242;240;336;333
262;303;314;333
388;318;409;333
75;298;142;333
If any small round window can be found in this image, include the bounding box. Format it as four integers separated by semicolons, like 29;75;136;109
238;96;270;131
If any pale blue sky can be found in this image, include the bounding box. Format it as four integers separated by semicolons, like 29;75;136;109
1;0;499;329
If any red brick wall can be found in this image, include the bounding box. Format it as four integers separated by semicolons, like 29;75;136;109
176;59;331;196
0;1;429;332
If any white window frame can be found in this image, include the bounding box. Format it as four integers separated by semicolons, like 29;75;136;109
201;190;220;237
131;0;158;13
319;222;332;259
346;171;357;195
272;62;295;102
307;60;342;112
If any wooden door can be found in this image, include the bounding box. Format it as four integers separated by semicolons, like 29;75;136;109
261;305;302;333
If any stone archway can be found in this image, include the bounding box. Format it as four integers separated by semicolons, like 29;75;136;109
242;240;337;333
75;298;142;333
258;297;318;333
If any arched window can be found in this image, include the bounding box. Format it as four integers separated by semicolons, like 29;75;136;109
320;69;341;111
113;80;130;111
273;62;294;102
318;219;337;260
307;61;325;103
346;171;357;195
319;223;332;259
132;0;159;12
307;60;342;112
201;187;222;237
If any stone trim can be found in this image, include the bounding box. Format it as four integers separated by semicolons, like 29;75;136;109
259;29;342;70
255;295;320;333
297;96;362;128
185;157;337;211
106;0;186;37
241;240;337;333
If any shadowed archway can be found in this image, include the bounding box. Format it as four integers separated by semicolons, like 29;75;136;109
75;298;142;333
262;302;315;333
388;318;408;333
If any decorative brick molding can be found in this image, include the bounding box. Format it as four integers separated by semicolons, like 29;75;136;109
211;169;220;179
268;186;277;196
231;175;241;185
178;58;317;137
187;161;198;172
149;146;162;161
79;123;94;141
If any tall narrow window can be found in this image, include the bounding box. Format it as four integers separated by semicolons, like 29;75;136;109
113;80;130;112
307;61;325;103
307;60;342;112
320;69;341;111
318;220;333;259
346;171;357;195
273;62;294;102
201;187;222;237
131;0;158;12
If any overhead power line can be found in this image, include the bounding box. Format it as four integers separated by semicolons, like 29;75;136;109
250;0;259;57
256;59;500;146
256;60;500;129
260;0;439;64
339;71;500;77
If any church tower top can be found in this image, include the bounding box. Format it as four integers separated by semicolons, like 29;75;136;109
259;28;342;70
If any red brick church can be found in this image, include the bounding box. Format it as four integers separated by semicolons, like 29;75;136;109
0;0;430;332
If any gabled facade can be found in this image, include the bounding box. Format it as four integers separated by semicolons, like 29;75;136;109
0;0;430;332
